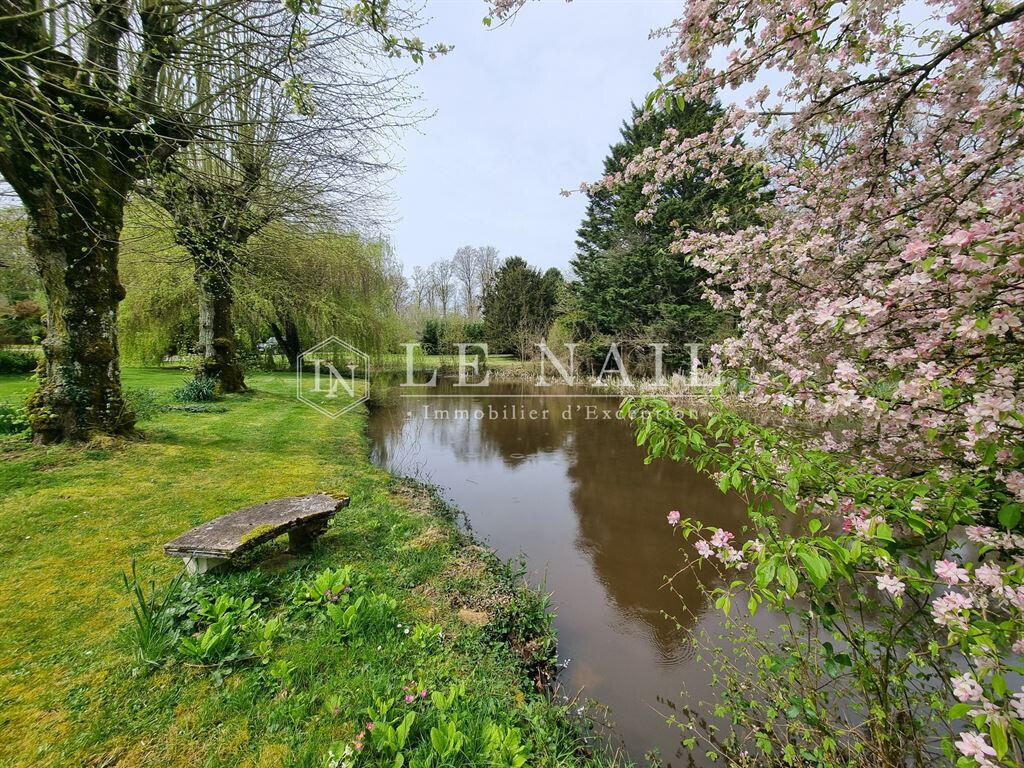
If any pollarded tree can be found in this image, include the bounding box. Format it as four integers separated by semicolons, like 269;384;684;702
0;0;442;440
0;0;290;440
142;6;417;391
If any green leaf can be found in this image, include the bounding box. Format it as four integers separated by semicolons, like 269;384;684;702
778;564;799;597
990;720;1008;759
714;594;732;616
796;547;831;589
808;519;821;534
756;558;777;589
947;702;971;719
998;503;1022;529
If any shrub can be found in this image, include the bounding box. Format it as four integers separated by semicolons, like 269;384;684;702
0;349;38;374
365;377;395;413
0;401;30;435
172;376;217;402
121;387;160;423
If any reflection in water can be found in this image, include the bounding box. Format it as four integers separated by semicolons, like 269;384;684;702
368;380;751;765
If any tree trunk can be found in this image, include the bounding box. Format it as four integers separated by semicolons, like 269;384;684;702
270;318;302;370
24;208;134;443
195;263;246;392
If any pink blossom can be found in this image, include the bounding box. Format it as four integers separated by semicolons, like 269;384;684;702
934;560;969;585
975;563;1003;589
954;731;997;764
876;574;905;597
709;529;734;548
667;510;681;526
901;239;929;263
951;673;983;702
1012;693;1024;720
695;540;713;558
966;526;997;545
932;591;974;629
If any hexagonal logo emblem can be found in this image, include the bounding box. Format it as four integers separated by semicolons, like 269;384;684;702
296;337;370;418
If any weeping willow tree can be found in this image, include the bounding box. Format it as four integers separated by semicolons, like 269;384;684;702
237;224;404;368
116;220;403;367
118;203;197;365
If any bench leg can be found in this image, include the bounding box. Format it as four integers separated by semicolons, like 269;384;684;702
183;556;228;575
288;523;326;553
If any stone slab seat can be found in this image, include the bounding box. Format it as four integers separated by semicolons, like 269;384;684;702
164;493;349;574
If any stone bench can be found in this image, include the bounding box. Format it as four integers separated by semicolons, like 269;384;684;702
164;493;349;574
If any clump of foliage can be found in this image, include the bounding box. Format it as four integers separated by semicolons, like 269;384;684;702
121;562;184;666
0;349;38;375
572;100;762;368
172;377;217;403
0;401;30;436
419;317;486;356
482;258;562;358
120;388;161;423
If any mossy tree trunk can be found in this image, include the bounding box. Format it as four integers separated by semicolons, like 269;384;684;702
163;175;266;393
22;184;134;442
0;0;187;441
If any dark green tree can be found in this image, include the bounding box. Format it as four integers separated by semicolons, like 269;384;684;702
571;101;763;365
482;258;560;358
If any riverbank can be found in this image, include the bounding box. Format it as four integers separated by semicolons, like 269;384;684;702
0;369;622;768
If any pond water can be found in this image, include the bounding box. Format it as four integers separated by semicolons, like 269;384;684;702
367;378;754;765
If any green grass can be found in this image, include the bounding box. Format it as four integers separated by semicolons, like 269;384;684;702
0;369;614;768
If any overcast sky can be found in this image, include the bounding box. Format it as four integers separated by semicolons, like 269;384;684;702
390;0;678;277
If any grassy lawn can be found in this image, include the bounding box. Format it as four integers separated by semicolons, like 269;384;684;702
0;369;608;768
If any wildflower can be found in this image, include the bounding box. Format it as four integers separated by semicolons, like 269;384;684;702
366;721;375;731
1012;637;1024;655
667;510;681;526
934;559;969;585
954;731;997;764
951;673;983;702
419;689;428;699
404;694;415;704
876;574;905;596
695;540;713;558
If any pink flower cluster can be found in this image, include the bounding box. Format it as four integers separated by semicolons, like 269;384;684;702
693;527;756;569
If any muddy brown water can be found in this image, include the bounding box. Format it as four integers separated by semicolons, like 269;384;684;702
367;378;757;765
